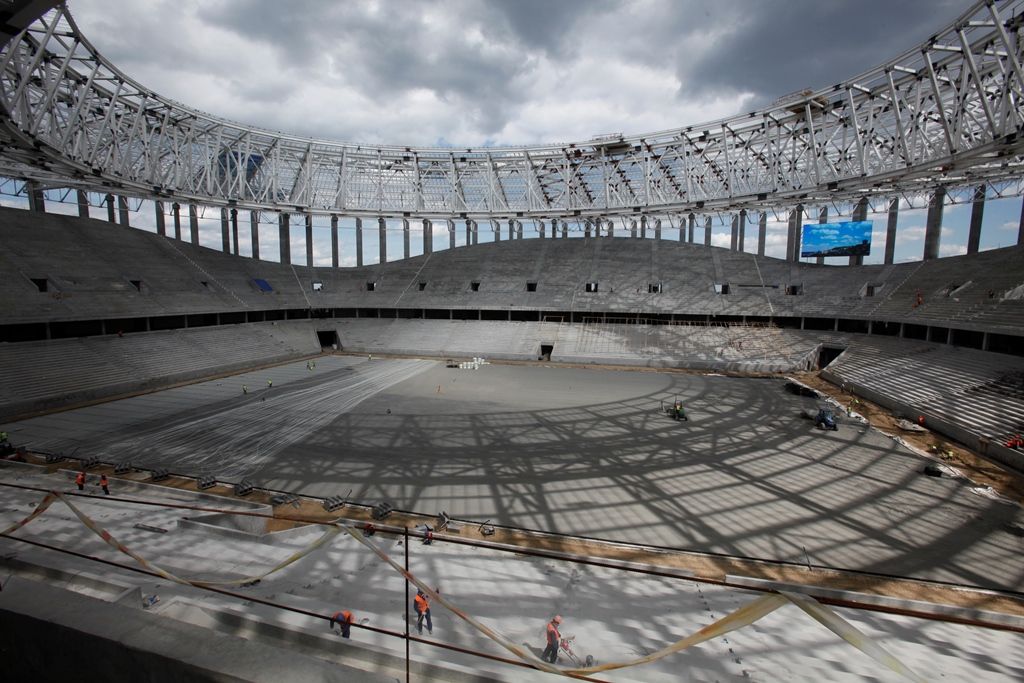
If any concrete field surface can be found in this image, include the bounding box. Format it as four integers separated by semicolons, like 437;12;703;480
4;355;1024;592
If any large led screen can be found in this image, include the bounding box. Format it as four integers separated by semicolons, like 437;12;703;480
801;220;872;257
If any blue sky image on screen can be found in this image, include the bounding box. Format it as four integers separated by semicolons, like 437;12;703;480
801;220;873;258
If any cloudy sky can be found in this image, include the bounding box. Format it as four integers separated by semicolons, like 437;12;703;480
14;0;1020;266
69;0;964;147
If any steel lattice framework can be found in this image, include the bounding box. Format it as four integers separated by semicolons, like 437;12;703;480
1;1;1024;219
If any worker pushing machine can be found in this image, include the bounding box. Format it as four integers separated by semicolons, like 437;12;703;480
330;609;355;638
414;588;433;634
542;615;562;663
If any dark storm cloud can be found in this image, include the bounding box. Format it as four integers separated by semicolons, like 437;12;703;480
666;0;962;105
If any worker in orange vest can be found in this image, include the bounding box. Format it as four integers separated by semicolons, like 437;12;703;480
75;471;86;491
542;615;562;663
100;474;109;495
414;588;433;634
329;609;354;638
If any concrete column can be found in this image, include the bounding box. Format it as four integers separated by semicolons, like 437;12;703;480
305;214;314;266
923;187;944;260
423;218;432;254
584;219;593;238
105;194;115;223
654;218;662;240
401;219;410;259
757;212;767;256
331;215;339;268
26;181;44;213
355;217;363;266
606;219;614;238
788;204;803;262
738;210;746;252
516;220;523;239
1018;195;1024;245
188;204;199;244
447;219;456;249
704;216;712;246
220;208;230;252
508;219;517;240
465;219;472;245
492;219;501;242
231;208;239;255
850;197;868;265
640;216;647;239
884;197;898;264
538;219;546;239
117;195;130;226
687;213;696;243
816;207;828;265
630;219;637;238
730;215;739;251
472;220;480;245
250;211;260;260
561;221;568;239
76;189;89;218
279;213;291;264
154;200;165;237
967;185;985;254
378;217;387;263
172;202;182;240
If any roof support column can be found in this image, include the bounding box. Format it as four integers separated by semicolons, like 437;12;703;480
279;213;291;264
923;187;944;260
630;219;637;238
538;219;546;239
584;219;592;238
816;207;828;265
737;210;746;252
423;218;432;254
231;208;239;255
188;204;199;244
172;202;181;240
967;185;985;254
640;216;647;239
492;219;501;242
1018;195;1024;245
402;218;411;258
516;220;523;239
561;221;568;239
26;181;44;213
105;193;115;223
606;218;614;238
355;217;363;266
250;211;260;260
465;219;473;245
305;214;314;266
704;216;712;246
447;219;455;249
730;215;738;251
654;218;662;240
378;217;387;263
76;189;89;218
331;215;339;268
220;208;230;252
850;197;868;265
687;213;695;243
757;212;766;256
117;196;130;226
884;198;898;264
154;200;165;237
787;204;803;262
509;218;518;240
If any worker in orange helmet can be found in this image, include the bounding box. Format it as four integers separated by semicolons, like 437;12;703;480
542;615;562;663
329;609;355;638
414;588;433;634
99;474;110;495
75;470;86;491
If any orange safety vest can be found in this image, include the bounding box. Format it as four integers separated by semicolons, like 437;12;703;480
414;593;429;614
100;476;108;485
546;621;560;645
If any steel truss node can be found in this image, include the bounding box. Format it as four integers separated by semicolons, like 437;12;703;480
1;1;1023;219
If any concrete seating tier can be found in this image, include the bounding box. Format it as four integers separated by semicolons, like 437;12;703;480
822;335;1024;447
0;321;320;420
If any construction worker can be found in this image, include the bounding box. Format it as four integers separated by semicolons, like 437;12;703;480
266;379;273;389
542;615;562;663
75;470;86;491
414;588;433;634
242;384;248;394
0;431;8;442
673;400;687;421
329;609;355;638
99;474;109;495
